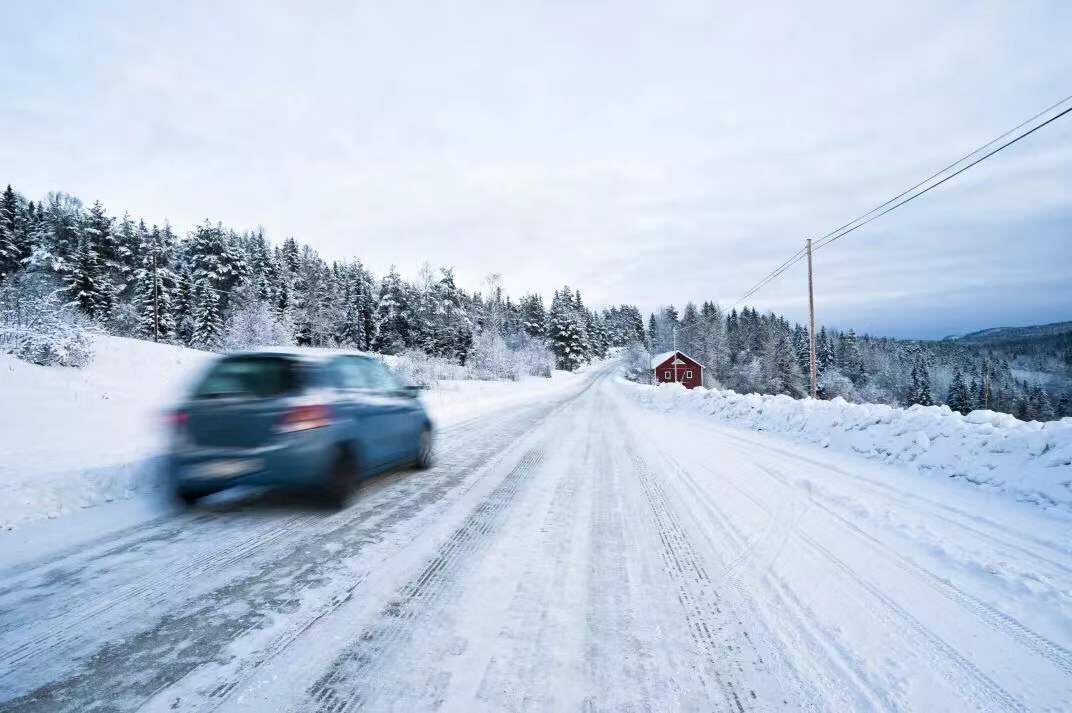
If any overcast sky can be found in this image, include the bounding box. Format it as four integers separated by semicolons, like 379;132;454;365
3;0;1070;338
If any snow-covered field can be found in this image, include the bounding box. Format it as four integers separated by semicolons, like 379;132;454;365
0;336;589;530
624;380;1072;510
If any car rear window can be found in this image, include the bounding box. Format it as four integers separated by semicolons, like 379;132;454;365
192;356;303;399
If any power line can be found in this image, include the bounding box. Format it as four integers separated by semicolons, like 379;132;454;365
814;101;1072;253
732;94;1072;304
811;92;1072;253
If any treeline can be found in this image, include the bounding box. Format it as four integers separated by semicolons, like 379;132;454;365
643;303;1072;421
0;184;644;374
3;183;1066;420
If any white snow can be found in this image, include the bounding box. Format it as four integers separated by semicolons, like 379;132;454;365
0;336;589;530
2;362;1071;711
0;335;215;530
623;380;1072;510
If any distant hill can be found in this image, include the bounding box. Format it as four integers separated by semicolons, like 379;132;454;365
949;321;1072;346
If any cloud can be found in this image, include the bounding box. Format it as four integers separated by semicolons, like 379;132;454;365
1;0;1070;338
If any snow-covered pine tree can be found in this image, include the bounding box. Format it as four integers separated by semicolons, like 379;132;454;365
280;236;301;275
172;263;195;344
547;288;588;371
946;367;970;414
371;266;411;354
82;200;120;271
191;281;223;349
336;262;367;349
133;225;176;340
698;301;727;384
679;302;701;360
0;184;25;278
111;213;141;296
572;290;593;362
764;322;805;397
519;293;547;339
910;359;933;406
247;228;275;301
430;268;473;362
792;324;811;382
1030;384;1056;421
838;329;865;385
587;311;609;360
65;234;115;322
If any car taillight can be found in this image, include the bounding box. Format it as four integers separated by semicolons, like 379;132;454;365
164;410;188;431
278;404;334;433
164;409;190;450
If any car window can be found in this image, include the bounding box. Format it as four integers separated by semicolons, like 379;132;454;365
333;357;368;389
192;356;302;399
365;359;402;391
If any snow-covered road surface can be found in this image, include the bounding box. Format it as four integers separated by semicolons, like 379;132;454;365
2;363;1070;712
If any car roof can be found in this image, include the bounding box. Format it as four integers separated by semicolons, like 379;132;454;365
220;347;379;363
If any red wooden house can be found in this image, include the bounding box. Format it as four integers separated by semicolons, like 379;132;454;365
651;351;704;389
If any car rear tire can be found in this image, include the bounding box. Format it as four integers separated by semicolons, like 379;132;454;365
415;427;433;470
323;448;358;509
176;489;203;507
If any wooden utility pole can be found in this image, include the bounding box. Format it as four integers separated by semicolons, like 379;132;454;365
807;238;818;399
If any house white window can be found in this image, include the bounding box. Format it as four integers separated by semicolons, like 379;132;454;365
685;370;693;379
664;370;671;379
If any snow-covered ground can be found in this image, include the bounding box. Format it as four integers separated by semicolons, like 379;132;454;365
2;359;1070;712
0;336;589;531
624;380;1072;510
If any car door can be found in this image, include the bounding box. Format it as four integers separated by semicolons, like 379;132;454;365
363;359;422;463
333;357;395;472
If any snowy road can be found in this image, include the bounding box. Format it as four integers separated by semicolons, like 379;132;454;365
2;363;1070;712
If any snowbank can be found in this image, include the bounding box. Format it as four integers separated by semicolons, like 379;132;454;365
622;380;1072;510
0;336;215;528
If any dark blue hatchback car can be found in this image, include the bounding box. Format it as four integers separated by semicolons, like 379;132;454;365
163;350;433;507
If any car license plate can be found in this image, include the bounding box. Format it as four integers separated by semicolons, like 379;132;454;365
193;458;261;479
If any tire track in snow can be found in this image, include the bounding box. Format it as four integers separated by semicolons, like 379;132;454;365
577;407;671;710
610;393;896;712
0;513;321;674
713;429;1072;575
304;447;546;713
801;533;1026;713
471;399;594;710
753;462;1072;680
649;450;870;713
0;399;565;712
155;373;611;713
622;441;758;712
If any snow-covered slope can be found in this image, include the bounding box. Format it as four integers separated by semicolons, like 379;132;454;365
623;380;1072;510
0;336;216;528
0;336;589;529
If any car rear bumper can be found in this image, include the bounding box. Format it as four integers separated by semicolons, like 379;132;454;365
165;431;336;492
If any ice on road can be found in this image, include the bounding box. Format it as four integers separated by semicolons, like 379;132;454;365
1;364;1070;712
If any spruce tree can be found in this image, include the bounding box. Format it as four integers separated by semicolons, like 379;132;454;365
133;225;176;340
519;293;547;338
548;288;588;371
0;184;23;277
947;367;970;414
66;235;115;321
371;266;411;354
910;359;933;406
192;282;223;349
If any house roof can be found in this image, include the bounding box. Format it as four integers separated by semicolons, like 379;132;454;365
650;350;703;369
